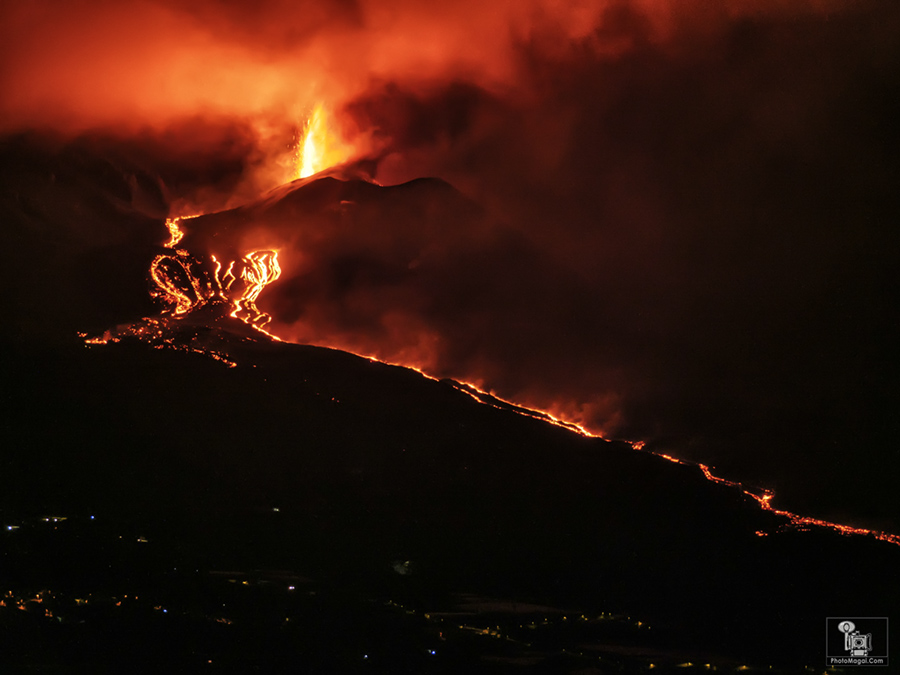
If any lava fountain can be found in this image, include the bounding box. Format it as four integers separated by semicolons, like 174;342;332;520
295;104;349;180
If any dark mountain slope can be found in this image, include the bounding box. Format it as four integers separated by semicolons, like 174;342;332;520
3;328;898;664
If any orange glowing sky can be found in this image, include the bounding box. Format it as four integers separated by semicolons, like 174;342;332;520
0;0;857;139
1;0;878;209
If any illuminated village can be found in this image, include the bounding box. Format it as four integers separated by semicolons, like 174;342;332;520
1;512;850;673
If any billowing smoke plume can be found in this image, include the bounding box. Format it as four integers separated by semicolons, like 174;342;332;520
2;0;899;528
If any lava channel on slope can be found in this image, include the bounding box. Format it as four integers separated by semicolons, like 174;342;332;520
79;103;900;552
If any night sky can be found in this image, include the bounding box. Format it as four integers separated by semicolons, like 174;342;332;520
2;0;899;531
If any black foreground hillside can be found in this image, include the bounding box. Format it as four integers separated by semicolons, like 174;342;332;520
4;328;900;671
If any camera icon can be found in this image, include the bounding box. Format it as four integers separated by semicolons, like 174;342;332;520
839;620;872;657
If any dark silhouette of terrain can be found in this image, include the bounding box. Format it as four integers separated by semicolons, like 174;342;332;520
3;326;899;669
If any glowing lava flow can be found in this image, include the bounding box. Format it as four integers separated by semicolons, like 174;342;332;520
81;214;282;361
339;351;594;436
215;250;282;334
650;452;900;546
448;381;594;436
323;349;900;546
163;215;193;247
148;216;282;333
150;217;213;316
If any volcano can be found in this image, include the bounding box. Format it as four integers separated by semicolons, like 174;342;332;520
1;136;898;672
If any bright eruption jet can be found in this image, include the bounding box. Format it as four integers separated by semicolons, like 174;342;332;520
296;104;347;180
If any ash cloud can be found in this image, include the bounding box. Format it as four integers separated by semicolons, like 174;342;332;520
2;0;900;528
